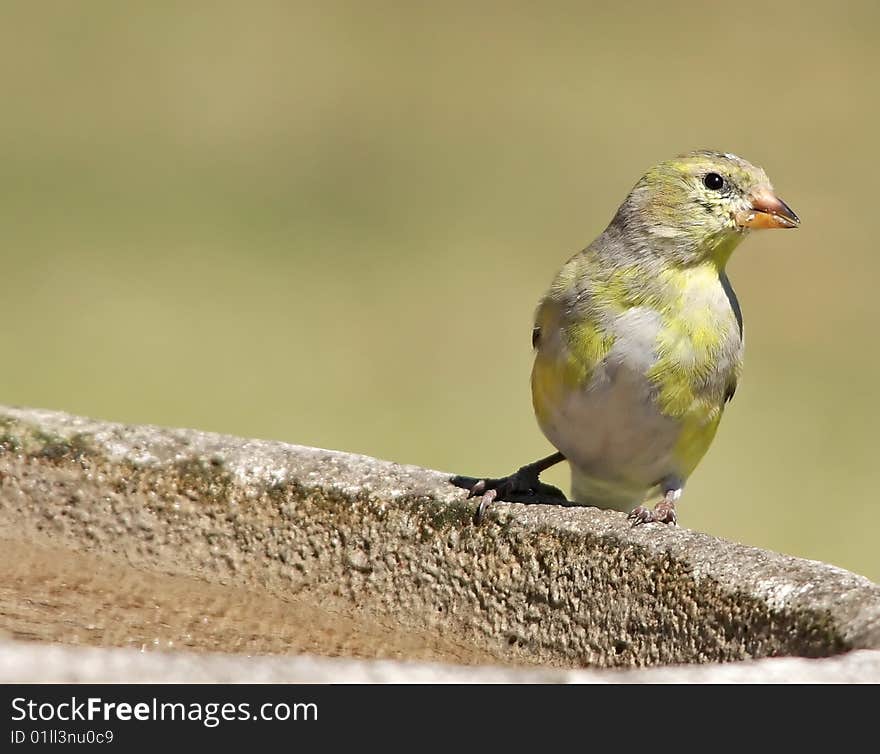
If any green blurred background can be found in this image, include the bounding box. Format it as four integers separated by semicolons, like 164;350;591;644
1;1;878;579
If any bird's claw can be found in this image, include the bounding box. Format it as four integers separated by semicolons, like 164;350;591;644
466;479;488;500
451;453;568;525
469;478;516;525
453;471;565;525
628;500;678;527
474;488;499;525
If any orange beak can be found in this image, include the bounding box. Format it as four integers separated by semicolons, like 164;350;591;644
736;189;800;229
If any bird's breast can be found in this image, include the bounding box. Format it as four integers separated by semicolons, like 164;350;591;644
644;264;743;416
531;262;742;492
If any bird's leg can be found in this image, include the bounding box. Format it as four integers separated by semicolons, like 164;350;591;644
450;451;567;525
628;482;682;526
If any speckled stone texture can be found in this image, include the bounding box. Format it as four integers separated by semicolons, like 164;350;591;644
1;405;879;671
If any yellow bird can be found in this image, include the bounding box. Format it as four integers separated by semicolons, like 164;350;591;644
457;151;799;525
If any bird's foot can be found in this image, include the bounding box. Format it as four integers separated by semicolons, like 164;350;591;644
628;489;680;527
628;501;677;526
467;474;567;525
451;454;567;525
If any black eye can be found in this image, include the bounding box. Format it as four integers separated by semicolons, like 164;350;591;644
703;172;725;191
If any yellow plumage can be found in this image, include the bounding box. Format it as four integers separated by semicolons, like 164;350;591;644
464;150;798;525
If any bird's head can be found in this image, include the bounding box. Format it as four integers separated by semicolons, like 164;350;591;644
612;150;799;267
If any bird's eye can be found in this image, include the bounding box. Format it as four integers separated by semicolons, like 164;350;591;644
703;172;725;191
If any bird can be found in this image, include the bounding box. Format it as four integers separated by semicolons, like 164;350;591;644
456;150;799;526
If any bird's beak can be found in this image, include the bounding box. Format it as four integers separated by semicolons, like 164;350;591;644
736;189;800;229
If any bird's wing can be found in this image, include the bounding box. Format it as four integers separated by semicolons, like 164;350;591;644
531;256;616;394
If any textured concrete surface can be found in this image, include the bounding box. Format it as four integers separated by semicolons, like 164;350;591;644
2;405;880;678
0;536;499;664
1;640;878;683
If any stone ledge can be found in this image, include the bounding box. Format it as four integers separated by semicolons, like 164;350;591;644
1;405;879;671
